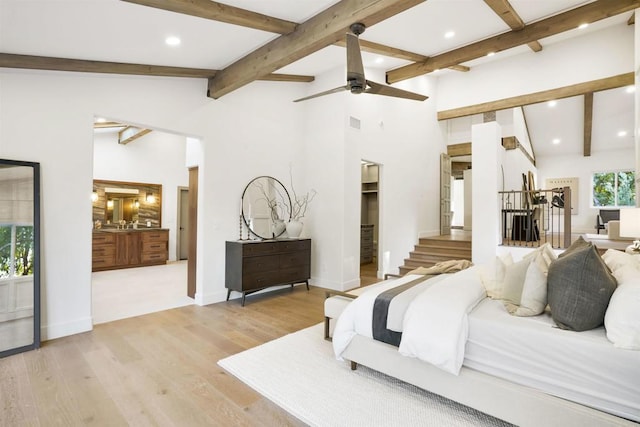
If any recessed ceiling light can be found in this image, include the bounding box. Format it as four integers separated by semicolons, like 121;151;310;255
487;52;495;57
165;36;181;46
374;57;384;64
444;31;455;39
626;86;636;94
578;23;589;30
618;130;628;137
552;138;561;145
547;100;557;107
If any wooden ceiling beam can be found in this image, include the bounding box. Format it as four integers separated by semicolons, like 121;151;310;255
121;0;298;34
483;0;543;53
388;0;640;84
583;92;593;157
207;0;425;99
0;53;314;82
126;0;461;78
438;72;633;120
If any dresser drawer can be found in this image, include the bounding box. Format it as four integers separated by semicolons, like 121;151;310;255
93;233;115;244
141;231;168;243
141;252;167;263
243;254;279;274
279;251;310;269
93;245;115;257
92;255;115;268
142;241;167;252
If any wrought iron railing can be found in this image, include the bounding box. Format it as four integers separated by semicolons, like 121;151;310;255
499;186;572;249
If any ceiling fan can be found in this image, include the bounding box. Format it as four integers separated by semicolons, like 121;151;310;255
294;23;428;103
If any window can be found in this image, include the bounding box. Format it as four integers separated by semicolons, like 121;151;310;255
0;224;34;278
592;170;635;207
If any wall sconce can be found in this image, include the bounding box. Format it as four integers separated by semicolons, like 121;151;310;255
146;192;156;203
91;188;99;202
134;199;140;208
107;199;113;208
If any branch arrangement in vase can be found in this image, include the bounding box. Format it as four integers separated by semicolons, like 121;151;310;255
286;168;317;221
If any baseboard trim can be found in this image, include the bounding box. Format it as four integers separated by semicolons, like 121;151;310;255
42;316;93;341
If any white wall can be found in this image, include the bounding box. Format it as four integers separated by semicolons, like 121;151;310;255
536;148;635;233
93;131;189;261
0;63;442;339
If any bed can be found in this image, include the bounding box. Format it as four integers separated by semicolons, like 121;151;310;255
333;257;640;427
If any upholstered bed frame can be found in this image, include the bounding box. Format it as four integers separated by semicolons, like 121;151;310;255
341;335;637;427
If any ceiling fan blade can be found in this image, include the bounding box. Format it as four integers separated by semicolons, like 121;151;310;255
365;80;428;101
346;32;365;83
293;85;349;103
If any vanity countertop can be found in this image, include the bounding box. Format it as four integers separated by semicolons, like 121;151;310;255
93;228;169;233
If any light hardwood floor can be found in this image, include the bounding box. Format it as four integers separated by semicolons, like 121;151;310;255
1;285;330;426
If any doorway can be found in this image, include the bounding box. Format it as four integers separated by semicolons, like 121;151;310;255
91;119;195;324
360;161;380;286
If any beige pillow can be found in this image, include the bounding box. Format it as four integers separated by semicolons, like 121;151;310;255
502;257;532;305
505;245;556;316
480;253;513;299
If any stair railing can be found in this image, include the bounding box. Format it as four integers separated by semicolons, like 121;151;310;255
498;186;571;249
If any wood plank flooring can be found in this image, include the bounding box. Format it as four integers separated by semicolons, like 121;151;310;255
0;285;332;426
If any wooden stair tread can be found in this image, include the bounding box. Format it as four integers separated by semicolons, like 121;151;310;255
397;233;472;276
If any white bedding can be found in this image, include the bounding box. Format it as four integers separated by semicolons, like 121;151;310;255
465;298;640;422
333;266;486;375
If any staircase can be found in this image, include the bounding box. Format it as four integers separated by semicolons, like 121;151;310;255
398;234;472;276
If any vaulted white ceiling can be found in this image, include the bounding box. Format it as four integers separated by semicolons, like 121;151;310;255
0;0;635;159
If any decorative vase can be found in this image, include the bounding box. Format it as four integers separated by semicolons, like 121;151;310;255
272;219;286;238
286;220;303;238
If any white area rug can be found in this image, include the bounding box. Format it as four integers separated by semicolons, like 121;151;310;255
218;324;512;427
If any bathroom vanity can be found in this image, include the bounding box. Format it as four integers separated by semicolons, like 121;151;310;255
92;228;169;272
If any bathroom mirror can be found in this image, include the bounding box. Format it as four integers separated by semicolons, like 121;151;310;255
242;176;291;239
92;180;162;228
0;159;40;358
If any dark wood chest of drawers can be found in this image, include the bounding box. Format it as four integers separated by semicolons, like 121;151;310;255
225;239;311;305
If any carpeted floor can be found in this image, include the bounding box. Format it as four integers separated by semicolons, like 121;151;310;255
218;324;512;427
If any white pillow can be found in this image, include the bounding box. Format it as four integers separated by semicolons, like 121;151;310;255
480;253;513;299
602;249;640;279
605;274;640;350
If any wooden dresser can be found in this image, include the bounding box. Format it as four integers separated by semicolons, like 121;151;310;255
92;229;169;272
225;239;311;306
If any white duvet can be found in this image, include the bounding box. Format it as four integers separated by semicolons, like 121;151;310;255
333;266;486;375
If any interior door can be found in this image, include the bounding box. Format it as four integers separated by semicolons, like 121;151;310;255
187;168;198;299
0;160;40;358
440;153;452;235
178;188;189;260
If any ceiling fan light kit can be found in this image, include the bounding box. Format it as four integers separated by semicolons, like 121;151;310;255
294;23;428;103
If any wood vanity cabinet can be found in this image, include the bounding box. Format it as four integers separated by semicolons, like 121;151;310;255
225;239;311;306
92;229;168;272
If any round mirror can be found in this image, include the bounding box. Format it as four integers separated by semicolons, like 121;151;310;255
242;176;291;239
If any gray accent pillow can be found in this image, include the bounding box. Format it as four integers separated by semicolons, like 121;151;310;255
558;235;591;258
547;243;617;331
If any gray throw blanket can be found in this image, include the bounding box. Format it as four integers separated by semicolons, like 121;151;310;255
372;260;473;346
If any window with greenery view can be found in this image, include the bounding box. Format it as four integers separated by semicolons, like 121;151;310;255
592;171;635;207
0;224;34;278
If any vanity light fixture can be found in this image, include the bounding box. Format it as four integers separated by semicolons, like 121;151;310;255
107;199;114;208
146;192;156;203
91;188;98;202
